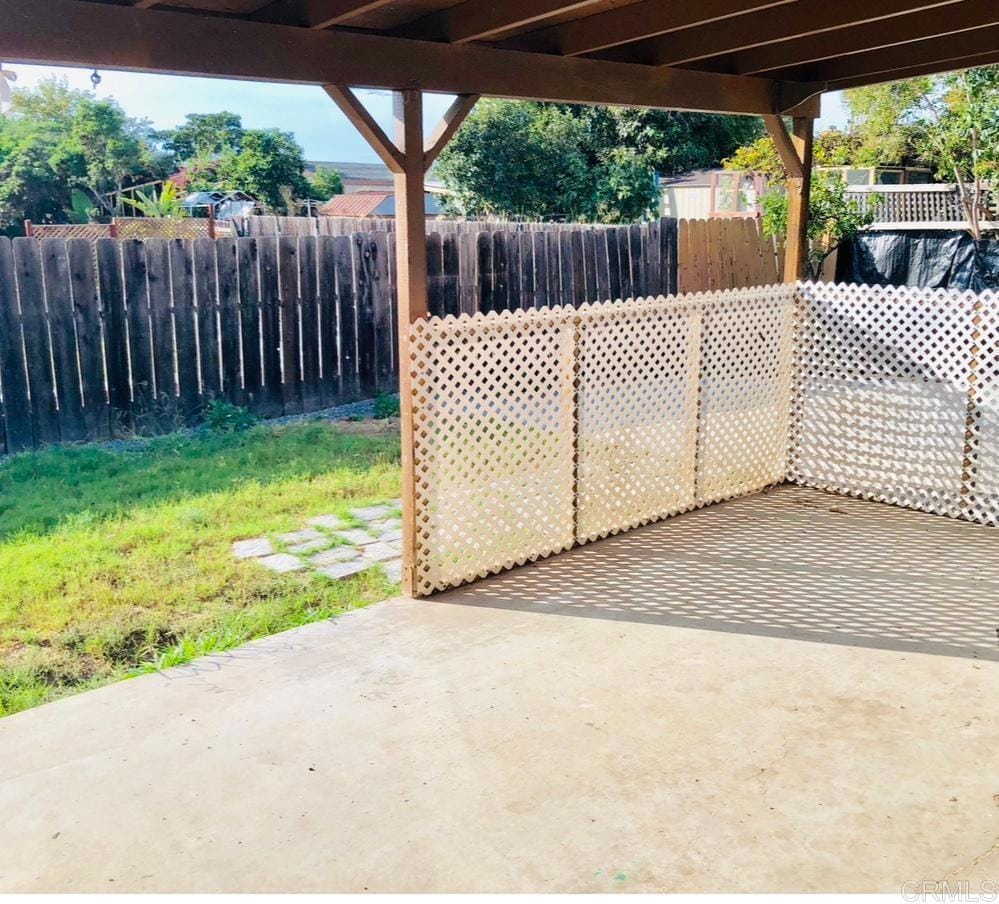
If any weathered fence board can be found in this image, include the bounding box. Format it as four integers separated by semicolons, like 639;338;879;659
0;220;677;453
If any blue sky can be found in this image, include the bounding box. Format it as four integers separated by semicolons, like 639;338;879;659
7;64;849;163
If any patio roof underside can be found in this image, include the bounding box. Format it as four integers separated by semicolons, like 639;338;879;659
4;0;999;118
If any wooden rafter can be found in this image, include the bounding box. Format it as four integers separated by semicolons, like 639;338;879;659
0;0;820;117
424;94;478;169
251;0;396;29
723;4;999;76
764;20;999;83
397;0;602;44
827;49;999;90
595;0;963;67
501;0;795;56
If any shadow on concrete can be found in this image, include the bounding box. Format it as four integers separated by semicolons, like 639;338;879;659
433;485;999;661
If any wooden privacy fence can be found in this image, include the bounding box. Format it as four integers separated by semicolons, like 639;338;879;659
678;217;784;292
0;220;676;454
236;214;663;238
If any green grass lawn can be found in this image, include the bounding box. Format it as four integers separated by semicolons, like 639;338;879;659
0;419;401;717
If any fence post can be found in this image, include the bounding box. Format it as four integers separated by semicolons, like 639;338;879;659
24;220;34;238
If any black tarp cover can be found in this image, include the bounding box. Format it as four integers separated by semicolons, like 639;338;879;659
837;230;999;291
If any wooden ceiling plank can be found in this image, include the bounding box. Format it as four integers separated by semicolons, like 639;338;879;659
595;0;963;67
728;3;999;75
768;21;999;82
500;0;795;56
323;84;405;172
827;49;999;90
398;0;602;44
424;94;478;168
251;0;396;29
0;0;821;116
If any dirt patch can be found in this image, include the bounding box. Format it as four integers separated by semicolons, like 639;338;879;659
336;418;400;436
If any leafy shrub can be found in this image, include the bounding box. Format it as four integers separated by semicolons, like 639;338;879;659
203;400;258;433
373;393;400;420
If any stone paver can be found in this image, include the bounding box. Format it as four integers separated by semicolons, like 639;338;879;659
350;504;395;522
361;542;399;563
335;529;378;546
232;537;274;559
287;538;332;555
307;514;347;530
276;528;326;545
317;560;370;580
382;559;403;582
234;501;403;585
313;546;360;566
258;553;306;573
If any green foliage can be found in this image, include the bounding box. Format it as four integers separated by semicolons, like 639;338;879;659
203;400;259;433
0;421;401;716
158;111;244;160
436;100;756;222
723;128;863;178
0;78;165;233
309;166;344;201
372;393;400;420
187;125;311;214
120;179;184;218
845;66;999;237
760;173;876;279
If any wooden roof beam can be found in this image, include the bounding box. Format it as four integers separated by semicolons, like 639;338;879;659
500;0;795;57
594;0;963;67
0;0;821;117
764;21;999;83
251;0;396;29
396;0;603;44
718;3;999;76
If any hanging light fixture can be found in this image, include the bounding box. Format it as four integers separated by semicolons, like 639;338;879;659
90;69;102;91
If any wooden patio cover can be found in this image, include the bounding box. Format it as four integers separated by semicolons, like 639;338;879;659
4;1;998;113
3;0;997;594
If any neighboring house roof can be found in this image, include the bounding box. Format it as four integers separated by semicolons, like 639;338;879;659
658;170;717;188
320;190;442;218
308;160;444;190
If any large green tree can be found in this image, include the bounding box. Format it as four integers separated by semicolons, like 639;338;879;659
0;78;165;233
159;111;244;160
169;113;312;214
436;100;760;222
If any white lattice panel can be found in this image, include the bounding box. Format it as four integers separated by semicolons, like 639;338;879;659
790;282;999;525
697;287;796;504
575;298;701;541
410;309;576;595
410;287;798;595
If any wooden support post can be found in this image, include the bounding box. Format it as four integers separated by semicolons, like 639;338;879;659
784;116;813;282
325;85;477;596
393;88;427;597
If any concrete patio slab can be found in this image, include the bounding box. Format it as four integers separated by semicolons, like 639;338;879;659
1;486;997;892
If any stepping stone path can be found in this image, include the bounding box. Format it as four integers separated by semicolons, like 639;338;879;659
231;499;404;585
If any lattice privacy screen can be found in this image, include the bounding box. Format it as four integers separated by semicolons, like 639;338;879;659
790;282;999;527
409;282;999;596
410;286;796;595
